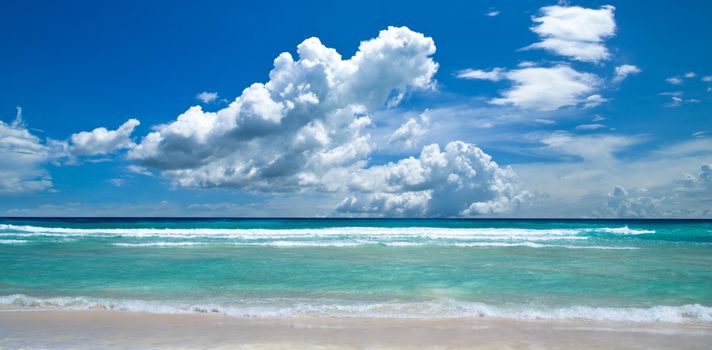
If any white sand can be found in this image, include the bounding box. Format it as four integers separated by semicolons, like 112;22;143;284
0;310;711;349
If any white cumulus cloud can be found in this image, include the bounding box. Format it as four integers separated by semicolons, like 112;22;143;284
125;27;526;217
129;27;439;193
524;5;616;63
69;119;140;156
337;141;527;217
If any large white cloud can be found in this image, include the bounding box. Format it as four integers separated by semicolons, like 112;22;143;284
524;5;616;63
336;141;527;217
126;27;526;216
129;26;439;192
69;119;140;156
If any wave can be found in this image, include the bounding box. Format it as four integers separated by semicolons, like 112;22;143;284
0;224;655;250
593;226;656;235
112;242;207;247
107;240;637;250
450;242;638;250
0;294;708;323
0;239;27;245
0;224;653;239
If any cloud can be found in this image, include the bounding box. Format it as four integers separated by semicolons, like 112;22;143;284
109;178;125;187
598;186;660;218
575;123;606;131
489;65;602;111
1;110;141;193
665;72;699;85
654;137;712;157
69;119;140;156
456;68;506;81
597;164;712;218
666;76;683;85
512;133;712;218
336;141;527;217
125;24;529;218
129;27;439;194
660;92;700;107
612;64;641;83
540;132;640;163
582;94;607;108
702;76;712;83
125;165;153;176
196;91;219;103
0;112;59;194
457;66;605;112
523;5;616;63
389;112;429;149
486;10;500;17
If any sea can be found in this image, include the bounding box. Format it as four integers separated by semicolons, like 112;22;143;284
1;218;711;323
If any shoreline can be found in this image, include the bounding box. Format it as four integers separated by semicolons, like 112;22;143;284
1;310;711;349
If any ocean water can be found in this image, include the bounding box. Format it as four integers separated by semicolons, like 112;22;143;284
1;218;711;323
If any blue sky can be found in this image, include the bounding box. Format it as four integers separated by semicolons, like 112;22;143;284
1;0;711;217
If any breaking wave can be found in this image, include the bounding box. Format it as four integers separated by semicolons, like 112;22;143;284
0;294;708;324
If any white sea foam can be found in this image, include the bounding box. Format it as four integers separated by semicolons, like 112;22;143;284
0;224;614;240
112;242;206;247
451;242;638;250
0;224;583;237
0;239;27;244
0;224;657;249
108;240;636;249
593;226;656;235
0;294;708;323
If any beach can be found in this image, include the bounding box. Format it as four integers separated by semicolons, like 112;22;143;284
2;310;711;349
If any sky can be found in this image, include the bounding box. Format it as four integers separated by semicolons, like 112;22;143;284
1;0;711;218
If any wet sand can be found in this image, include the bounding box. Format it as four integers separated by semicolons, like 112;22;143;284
0;310;711;349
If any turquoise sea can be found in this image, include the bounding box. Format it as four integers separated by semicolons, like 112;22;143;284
1;218;711;323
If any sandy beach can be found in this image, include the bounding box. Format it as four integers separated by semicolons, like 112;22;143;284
1;310;711;349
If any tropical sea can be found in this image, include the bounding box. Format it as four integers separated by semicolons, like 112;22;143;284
1;218;711;324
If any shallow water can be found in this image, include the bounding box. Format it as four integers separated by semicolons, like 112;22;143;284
1;218;711;323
